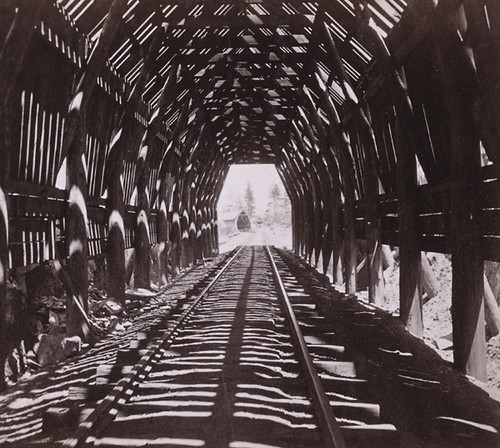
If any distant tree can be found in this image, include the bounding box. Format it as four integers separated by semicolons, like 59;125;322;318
245;182;256;216
265;183;292;226
269;183;281;219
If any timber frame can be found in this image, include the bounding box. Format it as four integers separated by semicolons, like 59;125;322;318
1;0;500;384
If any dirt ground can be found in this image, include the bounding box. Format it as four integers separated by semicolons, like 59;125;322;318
220;233;500;393
382;251;500;393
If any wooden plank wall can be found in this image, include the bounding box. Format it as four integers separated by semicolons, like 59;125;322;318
7;29;162;268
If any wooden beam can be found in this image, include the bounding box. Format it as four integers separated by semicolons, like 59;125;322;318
106;23;168;303
157;174;174;286
62;0;127;338
175;13;313;30
134;62;180;289
291;123;325;267
463;0;500;163
58;0;128;169
351;1;423;335
308;68;358;294
433;6;486;380
319;21;384;303
299;88;344;284
170;33;309;51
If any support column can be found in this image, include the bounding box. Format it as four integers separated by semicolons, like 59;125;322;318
294;115;334;272
60;0;126;337
133;154;151;289
194;203;204;262
157;174;174;286
106;24;167;301
180;205;190;268
309;71;357;293
434;9;486;380
291;124;325;267
170;184;181;277
319;21;383;301
300;88;344;284
66;118;90;337
133;63;179;288
106;155;126;302
394;107;423;336
351;1;422;333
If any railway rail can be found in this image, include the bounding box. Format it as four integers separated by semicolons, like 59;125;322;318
53;246;398;448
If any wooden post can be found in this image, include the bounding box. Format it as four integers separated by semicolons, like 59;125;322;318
60;0;126;337
157;174;174;286
194;203;204;262
281;141;312;260
133;63;180;289
291;123;325;267
434;8;486;380
106;24;167;302
200;201;210;258
394;104;423;337
308;71;357;293
106;152;126;302
211;204;219;255
65;117;90;338
295;110;336;273
180;205;190;268
133;149;152;289
0;0;43;389
170;182;181;276
351;1;423;334
300;88;344;285
274;155;300;254
319;21;384;302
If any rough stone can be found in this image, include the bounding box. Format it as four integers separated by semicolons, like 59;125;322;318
35;334;66;367
62;336;82;358
24;262;65;299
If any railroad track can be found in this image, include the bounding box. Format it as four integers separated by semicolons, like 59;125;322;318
46;246;398;448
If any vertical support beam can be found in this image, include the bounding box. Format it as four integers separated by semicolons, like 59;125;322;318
0;0;43;389
210;162;227;255
362;122;384;305
61;0;126;337
351;0;423;334
133;149;152;289
194;203;204;262
394;104;423;336
309;71;357;293
106;150;126;301
157;173;174;286
66;118;90;337
106;24;167;301
291;124;325;267
180;205;190;268
295;112;334;273
170;182;181;277
280;141;311;260
300;88;344;285
319;21;384;301
434;8;486;380
133;63;180;289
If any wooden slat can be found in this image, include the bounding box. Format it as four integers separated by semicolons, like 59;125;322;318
481;179;500;209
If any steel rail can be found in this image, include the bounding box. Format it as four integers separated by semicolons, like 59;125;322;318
265;245;348;448
62;246;245;448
